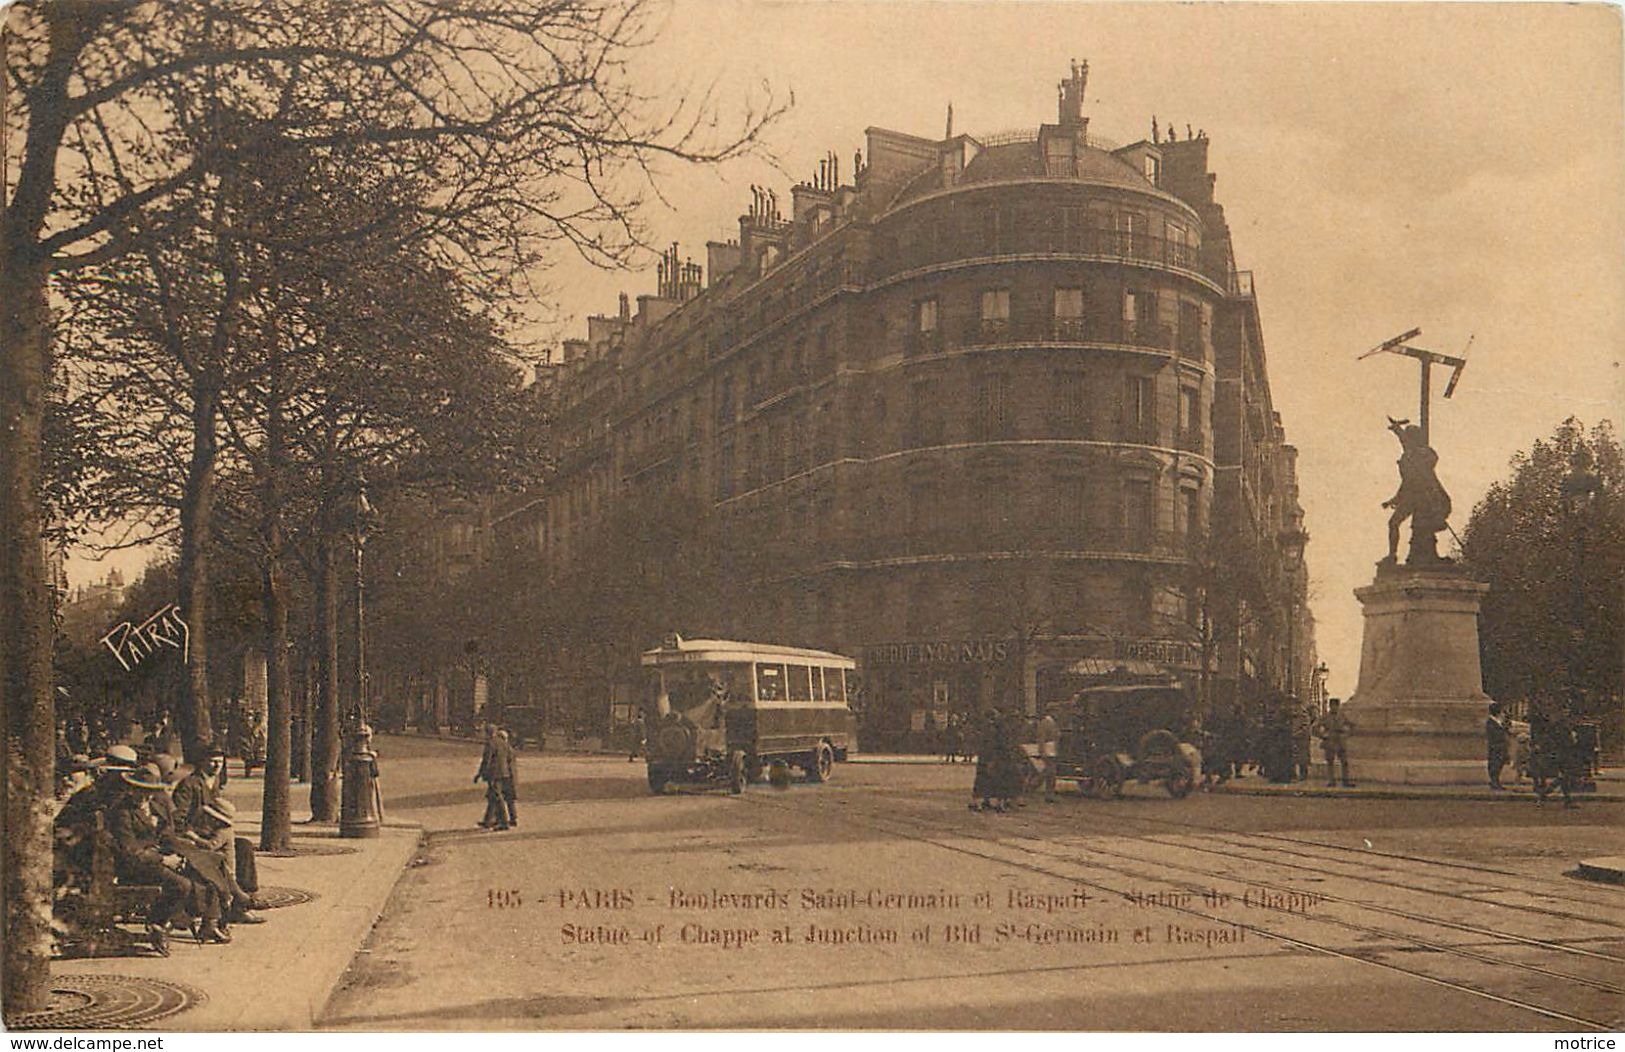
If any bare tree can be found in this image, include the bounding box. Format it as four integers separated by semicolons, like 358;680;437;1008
3;0;780;1016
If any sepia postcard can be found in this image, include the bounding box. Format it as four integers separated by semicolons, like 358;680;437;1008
2;0;1621;1038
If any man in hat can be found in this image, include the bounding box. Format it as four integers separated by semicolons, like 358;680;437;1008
171;743;226;836
1485;702;1510;789
486;729;518;831
54;743;139;830
474;724;500;828
1312;698;1355;787
109;763;229;949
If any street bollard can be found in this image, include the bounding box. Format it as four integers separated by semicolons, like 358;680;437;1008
339;723;382;838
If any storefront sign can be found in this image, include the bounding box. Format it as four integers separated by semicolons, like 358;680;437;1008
1113;639;1202;669
864;640;1010;666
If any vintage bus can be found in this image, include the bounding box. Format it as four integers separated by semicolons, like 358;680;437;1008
639;636;858;793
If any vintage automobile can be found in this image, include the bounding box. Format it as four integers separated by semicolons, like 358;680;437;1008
1053;678;1202;799
640;636;858;794
501;705;547;751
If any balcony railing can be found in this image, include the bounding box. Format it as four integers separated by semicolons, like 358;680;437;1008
883;224;1228;286
1050;317;1088;341
836;524;1189;562
944;315;1175;352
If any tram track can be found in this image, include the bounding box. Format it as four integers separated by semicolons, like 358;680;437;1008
1009;806;1625;960
740;785;1622;1029
1074;803;1625;913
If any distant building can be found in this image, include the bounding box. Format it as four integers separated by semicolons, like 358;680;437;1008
58;567;127;648
398;65;1316;746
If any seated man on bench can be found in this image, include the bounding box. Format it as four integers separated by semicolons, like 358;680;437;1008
110;763;230;952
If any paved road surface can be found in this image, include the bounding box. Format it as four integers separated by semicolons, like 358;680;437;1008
323;735;1624;1031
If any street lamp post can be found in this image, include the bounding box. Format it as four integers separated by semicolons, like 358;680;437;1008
340;474;381;838
1277;528;1308;701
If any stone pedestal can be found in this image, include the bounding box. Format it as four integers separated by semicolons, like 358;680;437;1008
1346;566;1493;785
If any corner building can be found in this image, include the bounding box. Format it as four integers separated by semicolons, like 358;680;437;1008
485;65;1313;748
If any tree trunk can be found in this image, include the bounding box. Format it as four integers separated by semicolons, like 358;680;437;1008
3;7;104;1014
1;252;58;1020
175;384;219;761
261;546;293;853
293;645;313;783
259;349;292;852
310;534;342;821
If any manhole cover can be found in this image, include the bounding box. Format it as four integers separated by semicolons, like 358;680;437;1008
7;974;204;1029
261;842;357;858
253;886;319;909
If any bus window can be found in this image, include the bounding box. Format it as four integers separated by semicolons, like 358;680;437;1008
787;665;812;702
756;663;786;702
830;669;847;702
811;667;825;702
655;665;751;715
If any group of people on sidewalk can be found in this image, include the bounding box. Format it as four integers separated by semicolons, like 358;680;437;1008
473;724;518;830
54;741;271;956
1193;698;1349;787
1487;698;1593;807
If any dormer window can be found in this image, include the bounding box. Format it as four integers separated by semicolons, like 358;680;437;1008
1144;154;1162;187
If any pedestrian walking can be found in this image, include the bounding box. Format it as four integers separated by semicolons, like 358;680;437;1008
1312;698;1355;787
474;723;501;828
628;710;647;762
490;729;518;828
970;708;1020;812
1036;705;1060;802
943;713;964;764
1485;702;1510;789
1531;704;1578;809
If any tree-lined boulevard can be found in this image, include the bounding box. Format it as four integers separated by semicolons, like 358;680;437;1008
4;1;1621;1031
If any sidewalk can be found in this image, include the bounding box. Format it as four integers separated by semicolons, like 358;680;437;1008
55;768;422;1031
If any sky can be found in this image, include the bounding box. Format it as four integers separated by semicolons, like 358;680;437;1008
65;1;1624;698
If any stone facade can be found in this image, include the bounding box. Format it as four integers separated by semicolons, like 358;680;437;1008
402;67;1316;747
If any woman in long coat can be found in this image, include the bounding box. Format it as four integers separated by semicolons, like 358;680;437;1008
970;709;1003;810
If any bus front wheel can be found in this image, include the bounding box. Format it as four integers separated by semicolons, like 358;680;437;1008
806;743;835;784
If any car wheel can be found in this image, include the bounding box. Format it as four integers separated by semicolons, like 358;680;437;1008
728;751;746;795
1164;764;1195;799
807;743;835;783
1088;757;1121;800
647;769;668;795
